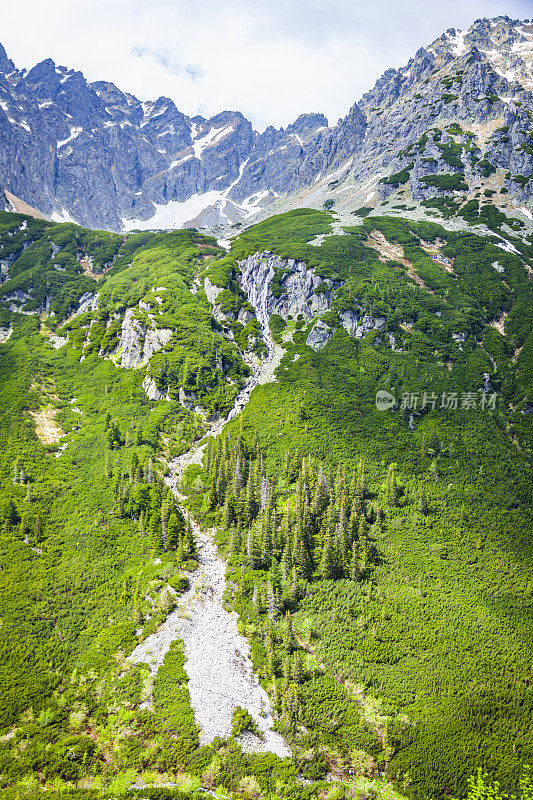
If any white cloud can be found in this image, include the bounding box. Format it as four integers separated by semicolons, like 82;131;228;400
1;0;530;130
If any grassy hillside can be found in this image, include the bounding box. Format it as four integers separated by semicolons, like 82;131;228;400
0;205;532;800
190;209;533;797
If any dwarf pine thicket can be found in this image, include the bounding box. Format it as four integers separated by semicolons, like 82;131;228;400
0;205;532;800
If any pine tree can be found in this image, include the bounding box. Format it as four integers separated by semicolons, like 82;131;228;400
267;581;279;619
161;492;172;549
334;463;344;499
260;475;269;510
291;652;304;684
358;540;368;578
167;511;185;550
148;514;162;553
312;462;329;518
232;457;244;498
419;484;428;515
229;526;241;557
349;540;360;580
265;623;276;678
290;566;299;602
246;525;261;569
145;458;154;485
320;527;337;580
283;684;300;728
281;541;292;581
335;519;350;577
293;529;310;580
222;496;233;529
260;517;273;569
283;613;296;653
242;470;255;527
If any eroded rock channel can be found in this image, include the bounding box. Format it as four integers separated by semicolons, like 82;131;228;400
129;345;289;757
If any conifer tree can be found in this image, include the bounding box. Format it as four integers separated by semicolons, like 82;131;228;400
349;540;360;580
265;623;276;678
283;613;296;653
161;493;172;549
260;475;269;510
293;529;310;580
419;484;428;515
148;514;162;553
312;462;329;518
281;541;292;580
291;652;304;684
246;525;261;569
167;511;185;550
232;457;243;498
283;684;300;729
267;581;279;619
222;496;233;529
242;471;255;527
145;458;154;485
320;527;337;579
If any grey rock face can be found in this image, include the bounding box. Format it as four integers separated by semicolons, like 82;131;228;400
306;321;332;351
204;277;223;305
238;251;337;335
355;314;386;339
236;250;388;353
142;374;168;401
118;308;172;368
0;44;350;229
0;15;531;229
118;309;144;368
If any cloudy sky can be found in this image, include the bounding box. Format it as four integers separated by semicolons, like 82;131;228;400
1;0;531;130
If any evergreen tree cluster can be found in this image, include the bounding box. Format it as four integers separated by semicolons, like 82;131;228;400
204;433;379;592
112;452;195;560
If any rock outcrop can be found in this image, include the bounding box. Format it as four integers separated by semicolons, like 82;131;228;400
239;252;337;333
118;308;172;368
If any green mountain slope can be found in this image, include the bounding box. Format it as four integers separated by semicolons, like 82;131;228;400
0;205;532;800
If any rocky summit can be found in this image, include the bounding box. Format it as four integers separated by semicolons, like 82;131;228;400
0;15;531;231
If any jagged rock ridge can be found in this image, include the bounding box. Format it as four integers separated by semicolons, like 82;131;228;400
0;15;531;230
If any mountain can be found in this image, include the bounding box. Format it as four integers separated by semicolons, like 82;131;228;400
0;16;533;800
0;16;531;232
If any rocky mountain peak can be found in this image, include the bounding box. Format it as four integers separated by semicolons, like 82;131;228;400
286;113;328;137
0;17;531;231
0;43;14;75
